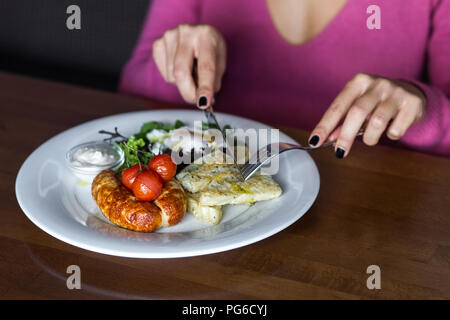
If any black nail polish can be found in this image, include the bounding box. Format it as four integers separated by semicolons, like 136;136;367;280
198;96;208;107
309;135;320;147
336;147;345;159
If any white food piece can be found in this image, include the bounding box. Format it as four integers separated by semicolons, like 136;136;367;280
146;129;169;142
176;161;282;220
146;129;170;155
146;127;217;156
199;174;282;206
186;193;222;224
176;163;242;194
149;141;164;155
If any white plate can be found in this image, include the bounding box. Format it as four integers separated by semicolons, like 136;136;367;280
15;110;320;258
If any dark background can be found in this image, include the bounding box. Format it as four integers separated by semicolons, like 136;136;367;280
0;0;151;91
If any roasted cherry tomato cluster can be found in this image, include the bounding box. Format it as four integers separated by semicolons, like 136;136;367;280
121;154;177;201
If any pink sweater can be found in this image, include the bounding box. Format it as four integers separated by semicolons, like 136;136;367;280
120;0;450;157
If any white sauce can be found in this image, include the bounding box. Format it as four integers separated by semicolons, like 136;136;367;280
71;146;118;167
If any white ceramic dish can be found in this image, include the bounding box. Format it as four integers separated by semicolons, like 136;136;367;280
65;140;124;183
15;110;320;258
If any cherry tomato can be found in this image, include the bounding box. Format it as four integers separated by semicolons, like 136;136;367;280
132;169;163;201
121;164;145;190
148;154;177;182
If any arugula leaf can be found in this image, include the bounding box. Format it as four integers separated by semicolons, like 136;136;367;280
138;119;185;136
175;120;185;129
140;121;163;134
162;123;175;131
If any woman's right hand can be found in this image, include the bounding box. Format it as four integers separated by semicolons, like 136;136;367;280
152;24;227;109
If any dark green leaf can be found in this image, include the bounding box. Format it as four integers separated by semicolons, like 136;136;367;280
140;121;163;134
174;120;185;129
162;123;175;131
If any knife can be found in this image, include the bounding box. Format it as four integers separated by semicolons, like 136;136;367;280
203;108;244;180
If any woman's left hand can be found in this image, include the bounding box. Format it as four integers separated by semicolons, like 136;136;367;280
309;73;427;158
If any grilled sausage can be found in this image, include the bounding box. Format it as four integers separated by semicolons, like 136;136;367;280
154;179;187;226
92;170;186;232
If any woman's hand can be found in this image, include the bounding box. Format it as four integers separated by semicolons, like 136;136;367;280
309;73;427;158
152;24;227;109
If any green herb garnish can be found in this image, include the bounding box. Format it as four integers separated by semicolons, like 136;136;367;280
112;120;186;174
116;136;154;174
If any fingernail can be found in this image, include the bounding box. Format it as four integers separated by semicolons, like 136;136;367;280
335;147;346;159
308;135;320;147
389;128;400;138
198;96;208;108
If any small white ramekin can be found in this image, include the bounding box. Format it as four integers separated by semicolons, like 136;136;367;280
65;141;124;184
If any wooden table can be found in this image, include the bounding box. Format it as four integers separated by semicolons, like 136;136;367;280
1;71;449;300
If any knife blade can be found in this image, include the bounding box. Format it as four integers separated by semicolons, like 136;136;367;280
203;109;244;179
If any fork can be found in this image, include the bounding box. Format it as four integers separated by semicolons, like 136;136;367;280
240;130;364;181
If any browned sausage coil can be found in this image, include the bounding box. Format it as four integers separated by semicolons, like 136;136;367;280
92;170;187;232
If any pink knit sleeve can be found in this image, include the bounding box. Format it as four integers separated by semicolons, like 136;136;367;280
119;0;201;104
400;0;450;157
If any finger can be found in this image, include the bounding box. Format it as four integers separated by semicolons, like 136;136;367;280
152;39;168;82
163;29;179;83
329;124;369;144
214;43;227;93
386;102;418;140
363;98;398;146
327;126;342;142
309;73;372;147
335;85;383;157
196;35;217;109
173;36;196;104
